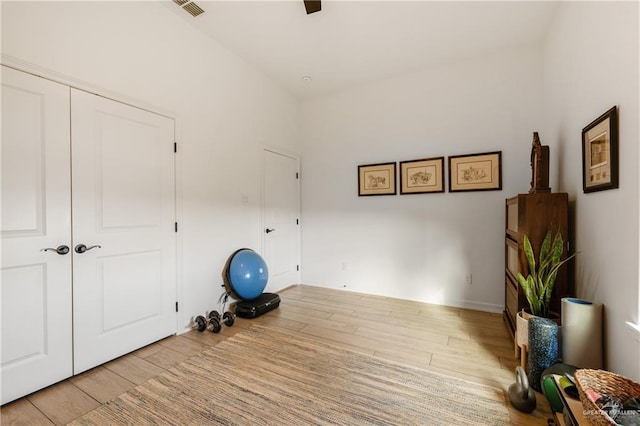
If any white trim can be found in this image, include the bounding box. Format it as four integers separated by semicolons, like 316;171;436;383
300;282;503;313
263;144;300;161
626;321;640;338
450;299;504;314
174;118;185;332
1;54;176;120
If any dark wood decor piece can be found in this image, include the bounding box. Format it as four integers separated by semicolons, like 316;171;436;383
504;193;570;338
529;132;550;194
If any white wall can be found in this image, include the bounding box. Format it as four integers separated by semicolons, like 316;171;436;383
5;1;636;380
1;1;299;329
299;45;543;312
542;2;639;380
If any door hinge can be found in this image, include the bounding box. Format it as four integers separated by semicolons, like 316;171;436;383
296;265;299;271
175;302;179;312
175;222;178;232
296;172;299;179
296;218;299;225
174;142;177;153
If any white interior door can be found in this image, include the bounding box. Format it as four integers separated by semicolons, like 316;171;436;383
1;67;73;404
263;149;300;291
71;89;177;374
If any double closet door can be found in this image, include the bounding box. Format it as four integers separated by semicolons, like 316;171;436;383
1;66;177;404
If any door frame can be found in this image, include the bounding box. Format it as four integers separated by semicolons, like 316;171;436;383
1;57;184;334
261;146;302;288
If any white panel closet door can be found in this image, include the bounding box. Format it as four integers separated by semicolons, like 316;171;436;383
71;89;177;374
1;66;73;404
263;149;300;291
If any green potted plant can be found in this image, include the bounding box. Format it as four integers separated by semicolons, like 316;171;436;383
517;229;577;319
515;228;577;354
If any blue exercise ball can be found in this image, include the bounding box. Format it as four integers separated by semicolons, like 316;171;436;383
225;249;268;301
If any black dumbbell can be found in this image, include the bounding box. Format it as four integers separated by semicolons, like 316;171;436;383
208;310;234;327
204;311;221;333
222;311;235;327
191;315;208;332
208;310;221;321
207;311;235;333
208;315;221;333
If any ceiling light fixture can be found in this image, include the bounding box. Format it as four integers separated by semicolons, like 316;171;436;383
301;76;313;84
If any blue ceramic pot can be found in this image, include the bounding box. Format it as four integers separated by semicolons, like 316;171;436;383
527;317;559;392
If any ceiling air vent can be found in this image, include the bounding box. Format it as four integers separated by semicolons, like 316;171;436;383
183;2;205;17
173;0;205;17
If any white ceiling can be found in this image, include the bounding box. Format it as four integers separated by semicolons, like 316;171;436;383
166;1;559;99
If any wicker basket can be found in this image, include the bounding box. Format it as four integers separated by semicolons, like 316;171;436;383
574;369;640;426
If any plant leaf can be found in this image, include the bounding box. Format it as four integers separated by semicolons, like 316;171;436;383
538;230;553;274
522;235;536;282
551;230;564;265
518;228;578;318
529;275;541;316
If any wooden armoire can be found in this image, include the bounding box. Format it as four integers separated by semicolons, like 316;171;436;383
504;193;571;337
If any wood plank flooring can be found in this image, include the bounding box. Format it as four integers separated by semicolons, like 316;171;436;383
1;285;552;425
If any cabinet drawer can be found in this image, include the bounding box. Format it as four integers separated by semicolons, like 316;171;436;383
505;238;519;279
505;278;518;326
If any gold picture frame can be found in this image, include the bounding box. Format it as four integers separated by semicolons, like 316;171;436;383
448;151;502;192
358;162;396;196
399;157;444;194
582;106;618;193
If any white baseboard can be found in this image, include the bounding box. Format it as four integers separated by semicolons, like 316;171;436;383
298;282;504;314
445;299;504;314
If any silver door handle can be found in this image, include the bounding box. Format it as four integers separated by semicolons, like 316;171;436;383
41;245;70;255
265;228;276;234
75;244;102;254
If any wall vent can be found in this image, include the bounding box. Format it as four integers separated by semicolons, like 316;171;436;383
173;0;205;17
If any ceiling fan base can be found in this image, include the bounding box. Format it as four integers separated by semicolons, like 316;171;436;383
304;0;321;15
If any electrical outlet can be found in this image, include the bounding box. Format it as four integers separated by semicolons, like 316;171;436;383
341;262;348;271
465;274;472;285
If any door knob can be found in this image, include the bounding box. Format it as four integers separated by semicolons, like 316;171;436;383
75;244;102;254
265;228;276;234
41;245;70;255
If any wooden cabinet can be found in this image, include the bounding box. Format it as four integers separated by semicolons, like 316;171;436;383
504;193;571;337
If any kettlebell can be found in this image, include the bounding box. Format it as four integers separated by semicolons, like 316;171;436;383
509;366;537;413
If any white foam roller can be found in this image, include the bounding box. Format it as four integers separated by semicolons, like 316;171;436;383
561;297;603;369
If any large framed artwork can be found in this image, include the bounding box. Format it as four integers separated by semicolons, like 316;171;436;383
399;157;444;194
448;151;502;192
582;106;618;193
358;162;396;196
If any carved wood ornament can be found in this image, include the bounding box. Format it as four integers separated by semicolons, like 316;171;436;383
529;132;551;194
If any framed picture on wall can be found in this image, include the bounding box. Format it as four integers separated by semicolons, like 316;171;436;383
358;162;396;196
582;106;618;193
448;151;502;192
399;157;445;194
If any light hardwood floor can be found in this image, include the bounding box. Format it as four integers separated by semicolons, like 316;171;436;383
1;285;552;425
